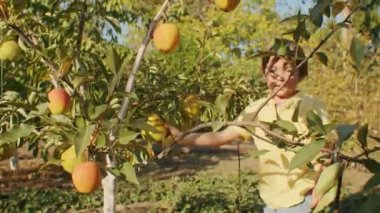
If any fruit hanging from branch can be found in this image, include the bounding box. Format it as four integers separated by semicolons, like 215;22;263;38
214;0;240;12
0;40;22;61
152;23;180;53
72;161;101;193
183;94;200;118
141;114;168;142
48;88;71;115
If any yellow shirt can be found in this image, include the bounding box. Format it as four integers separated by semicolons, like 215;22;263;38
236;92;328;209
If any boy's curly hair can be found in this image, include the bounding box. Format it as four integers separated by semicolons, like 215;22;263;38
261;39;308;81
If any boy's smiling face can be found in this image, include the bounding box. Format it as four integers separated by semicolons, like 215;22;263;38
264;56;299;99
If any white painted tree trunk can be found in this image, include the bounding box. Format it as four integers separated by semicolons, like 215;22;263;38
9;151;18;171
101;1;171;212
102;154;116;213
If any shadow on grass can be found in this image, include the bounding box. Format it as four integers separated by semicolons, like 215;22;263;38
139;144;256;180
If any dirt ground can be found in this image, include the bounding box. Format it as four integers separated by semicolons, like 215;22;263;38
0;143;373;196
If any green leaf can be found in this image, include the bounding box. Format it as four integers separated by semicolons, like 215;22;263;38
119;129;140;145
74;124;95;158
293;21;306;42
281;14;309;23
307;111;323;127
90;104;108;120
357;124;368;147
250;150;269;158
104;16;121;34
0;124;35;146
95;133;106;148
106;47;121;74
315;52;328;66
120;162;139;185
323;123;336;134
72;76;87;89
211;121;224;132
289;139;326;171
1;101;37;111
350;37;365;69
306;111;325;135
127;119;158;132
215;89;233;117
336;124;357;144
309;0;330;27
107;55;130;99
41;158;61;169
75;117;86;129
332;2;346;17
364;175;380;191
323;3;331;17
310;13;323;27
51;114;72;126
273;120;298;134
36;103;48;114
312;185;337;213
277;44;287;56
291;102;300;122
359;159;380;174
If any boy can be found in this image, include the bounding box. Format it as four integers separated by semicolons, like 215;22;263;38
168;40;328;212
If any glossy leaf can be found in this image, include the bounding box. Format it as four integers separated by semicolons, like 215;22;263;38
350;37;365;69
364;175;380;191
357;124;368;147
360;159;380;174
274;120;298;134
336;124;357;144
289;139;326;171
0;124;35;146
315;52;328;66
74;124;95;158
106;46;121;74
120;162;139;185
119;129;140;145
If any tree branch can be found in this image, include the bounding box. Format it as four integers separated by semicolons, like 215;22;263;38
74;0;87;62
157;120;304;159
117;0;172;120
340;147;380;163
7;24;60;88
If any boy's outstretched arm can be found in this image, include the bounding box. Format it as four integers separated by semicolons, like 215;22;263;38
167;125;250;147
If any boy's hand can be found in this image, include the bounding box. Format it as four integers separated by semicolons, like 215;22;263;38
165;124;183;141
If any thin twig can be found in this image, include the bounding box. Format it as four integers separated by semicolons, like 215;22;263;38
74;0;87;62
339;147;380;163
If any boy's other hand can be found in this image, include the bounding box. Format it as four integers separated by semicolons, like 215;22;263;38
165;124;183;141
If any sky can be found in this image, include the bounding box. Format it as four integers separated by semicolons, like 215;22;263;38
275;0;316;18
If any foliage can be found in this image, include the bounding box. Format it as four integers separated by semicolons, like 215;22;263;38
0;171;379;212
0;172;263;212
0;0;379;211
